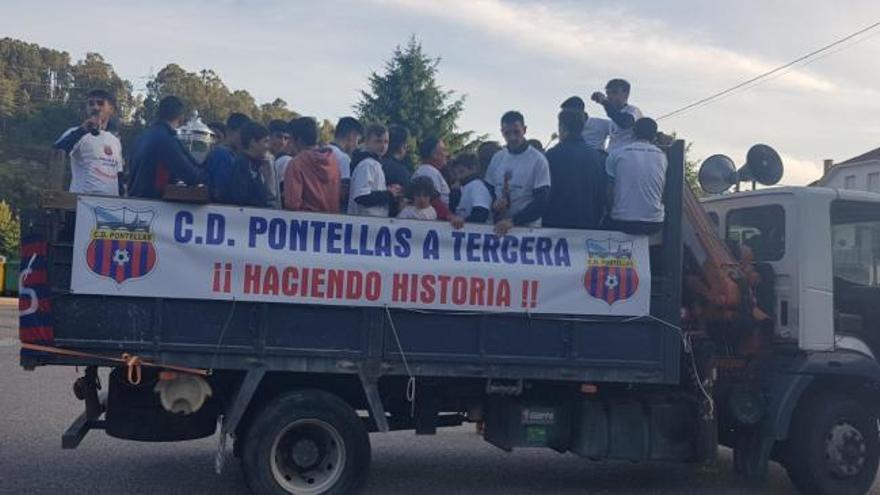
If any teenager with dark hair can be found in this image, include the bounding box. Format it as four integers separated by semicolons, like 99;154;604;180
128;96;206;198
268;119;293;197
267;120;291;156
52;88;123;195
348;124;400;217
205;112;252;202
283;117;340;213
214;121;270;207
605;117;666;235
329;116;364;210
486;111;551;235
450;153;493;224
591;78;643;153
544;109;607;230
207;122;226;142
382;124;412;188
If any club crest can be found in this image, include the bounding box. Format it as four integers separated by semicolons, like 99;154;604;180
85;206;157;284
583;239;639;305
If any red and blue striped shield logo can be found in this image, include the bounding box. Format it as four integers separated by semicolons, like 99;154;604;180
85;206;157;284
583;239;640;305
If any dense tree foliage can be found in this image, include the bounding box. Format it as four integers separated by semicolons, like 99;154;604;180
357;37;477;162
0;36;481;257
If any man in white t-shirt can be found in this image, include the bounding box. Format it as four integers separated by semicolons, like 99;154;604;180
560;96;610;152
605;117;667;235
485;111;551;235
591;79;643;153
52;89;123;196
329;117;363;212
348;124;401;217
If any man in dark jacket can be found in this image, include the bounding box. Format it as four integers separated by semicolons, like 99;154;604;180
205;112;250;202
128;96;206;198
214;121;271;207
381;125;412;188
543;109;607;230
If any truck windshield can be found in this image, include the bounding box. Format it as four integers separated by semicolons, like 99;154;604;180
725;205;785;261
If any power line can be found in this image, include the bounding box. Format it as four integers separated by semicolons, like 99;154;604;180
662;27;880;119
657;20;880;121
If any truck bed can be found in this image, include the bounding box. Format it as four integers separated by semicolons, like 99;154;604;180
22;143;685;385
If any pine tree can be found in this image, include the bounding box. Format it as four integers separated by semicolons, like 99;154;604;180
356;37;474;163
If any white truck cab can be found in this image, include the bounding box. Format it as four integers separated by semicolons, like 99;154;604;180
702;186;880;359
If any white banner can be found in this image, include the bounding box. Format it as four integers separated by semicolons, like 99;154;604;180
71;196;651;316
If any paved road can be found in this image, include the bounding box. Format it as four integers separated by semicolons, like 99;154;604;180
0;298;875;494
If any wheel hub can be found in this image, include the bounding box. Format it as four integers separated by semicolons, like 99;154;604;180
291;438;321;469
270;419;347;494
825;421;867;478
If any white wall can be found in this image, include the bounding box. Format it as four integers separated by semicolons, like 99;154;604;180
818;160;880;192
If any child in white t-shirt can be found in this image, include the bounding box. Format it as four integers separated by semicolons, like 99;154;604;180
397;176;438;221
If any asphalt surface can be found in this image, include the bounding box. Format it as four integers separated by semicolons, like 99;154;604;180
0;297;877;494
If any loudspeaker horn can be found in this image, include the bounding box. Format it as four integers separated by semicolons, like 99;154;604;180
698;154;738;194
697;144;784;194
739;144;784;186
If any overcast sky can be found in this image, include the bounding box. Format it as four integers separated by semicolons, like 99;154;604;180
3;0;880;184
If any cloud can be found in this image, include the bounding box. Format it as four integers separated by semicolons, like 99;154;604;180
383;0;835;93
778;153;823;186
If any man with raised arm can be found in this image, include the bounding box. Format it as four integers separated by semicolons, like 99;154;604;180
128;96;206;199
591;78;643;153
52;89;123;196
485;111;551;236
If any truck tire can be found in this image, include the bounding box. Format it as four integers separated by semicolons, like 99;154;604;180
241;389;371;495
785;393;879;495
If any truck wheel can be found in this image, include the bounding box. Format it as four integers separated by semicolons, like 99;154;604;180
241;389;370;495
785;393;879;495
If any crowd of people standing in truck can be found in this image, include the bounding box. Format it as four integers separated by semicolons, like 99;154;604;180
52;78;668;236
